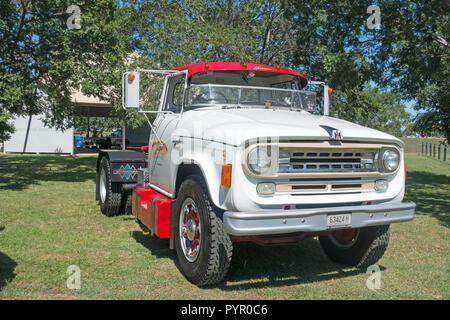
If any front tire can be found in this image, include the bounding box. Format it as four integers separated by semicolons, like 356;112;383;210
174;175;233;286
319;225;390;268
98;157;122;216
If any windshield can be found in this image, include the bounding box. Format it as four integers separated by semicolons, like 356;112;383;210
184;84;316;111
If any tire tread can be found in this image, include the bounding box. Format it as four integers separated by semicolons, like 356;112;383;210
176;175;233;286
99;157;122;216
319;225;390;268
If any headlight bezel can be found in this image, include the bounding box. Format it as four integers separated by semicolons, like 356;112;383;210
379;148;401;173
247;147;272;174
243;143;280;177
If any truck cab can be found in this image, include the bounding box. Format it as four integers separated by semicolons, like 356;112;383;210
96;62;415;286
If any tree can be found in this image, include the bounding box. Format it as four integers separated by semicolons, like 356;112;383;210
135;0;298;67
286;0;449;141
0;0;137;140
368;0;450;142
284;0;394;129
331;85;410;137
3;0;440;142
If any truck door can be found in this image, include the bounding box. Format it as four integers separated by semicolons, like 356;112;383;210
148;72;186;195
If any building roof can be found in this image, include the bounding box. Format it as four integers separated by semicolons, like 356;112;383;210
70;90;111;117
71;90;110;106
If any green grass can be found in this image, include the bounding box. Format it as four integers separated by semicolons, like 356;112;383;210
0;154;448;299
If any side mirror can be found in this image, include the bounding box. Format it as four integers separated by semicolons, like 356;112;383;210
122;71;140;109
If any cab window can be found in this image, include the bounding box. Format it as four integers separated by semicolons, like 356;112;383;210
172;82;184;107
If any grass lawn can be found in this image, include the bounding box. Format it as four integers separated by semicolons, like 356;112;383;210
0;153;448;299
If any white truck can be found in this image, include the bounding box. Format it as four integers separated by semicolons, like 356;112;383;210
96;62;415;286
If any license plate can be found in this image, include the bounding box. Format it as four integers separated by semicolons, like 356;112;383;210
327;213;352;227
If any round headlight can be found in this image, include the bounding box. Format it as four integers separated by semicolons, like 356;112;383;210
248;147;271;174
382;149;400;172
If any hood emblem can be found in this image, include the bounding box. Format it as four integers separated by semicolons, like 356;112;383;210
320;125;343;141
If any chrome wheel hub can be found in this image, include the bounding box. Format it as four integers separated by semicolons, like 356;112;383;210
179;198;201;262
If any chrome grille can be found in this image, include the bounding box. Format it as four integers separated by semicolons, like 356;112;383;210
241;141;401;180
278;148;378;173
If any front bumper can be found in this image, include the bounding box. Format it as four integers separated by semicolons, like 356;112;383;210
223;201;416;236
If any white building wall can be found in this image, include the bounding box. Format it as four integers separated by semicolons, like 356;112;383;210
4;114;73;154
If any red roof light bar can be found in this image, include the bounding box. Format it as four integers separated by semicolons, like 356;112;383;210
172;62;308;85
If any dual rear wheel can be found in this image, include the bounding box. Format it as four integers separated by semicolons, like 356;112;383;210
97;157;131;216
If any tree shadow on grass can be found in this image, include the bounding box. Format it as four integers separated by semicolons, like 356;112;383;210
405;171;450;228
132;230;380;289
0;155;97;191
0;228;17;292
0;252;17;292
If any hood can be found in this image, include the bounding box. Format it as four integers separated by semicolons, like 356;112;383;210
176;108;403;148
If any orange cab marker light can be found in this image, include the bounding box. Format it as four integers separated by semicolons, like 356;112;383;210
328;87;333;94
404;164;407;181
221;164;232;187
127;73;135;81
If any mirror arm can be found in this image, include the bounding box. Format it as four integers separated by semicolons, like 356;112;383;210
142;112;163;144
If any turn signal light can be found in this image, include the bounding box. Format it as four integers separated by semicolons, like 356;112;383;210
221;164;232;187
328;87;333;94
127;73;135;81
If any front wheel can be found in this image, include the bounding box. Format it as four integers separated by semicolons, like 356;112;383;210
319;225;390;268
174;175;233;286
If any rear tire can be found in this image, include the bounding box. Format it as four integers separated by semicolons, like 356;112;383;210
98;157;122;216
174;175;233;286
319;225;390;268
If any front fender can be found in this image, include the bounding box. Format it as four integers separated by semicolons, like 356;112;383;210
173;139;238;211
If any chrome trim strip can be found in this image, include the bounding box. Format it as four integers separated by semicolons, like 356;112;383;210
149;183;174;198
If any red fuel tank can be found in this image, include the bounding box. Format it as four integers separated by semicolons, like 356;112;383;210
132;186;171;239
